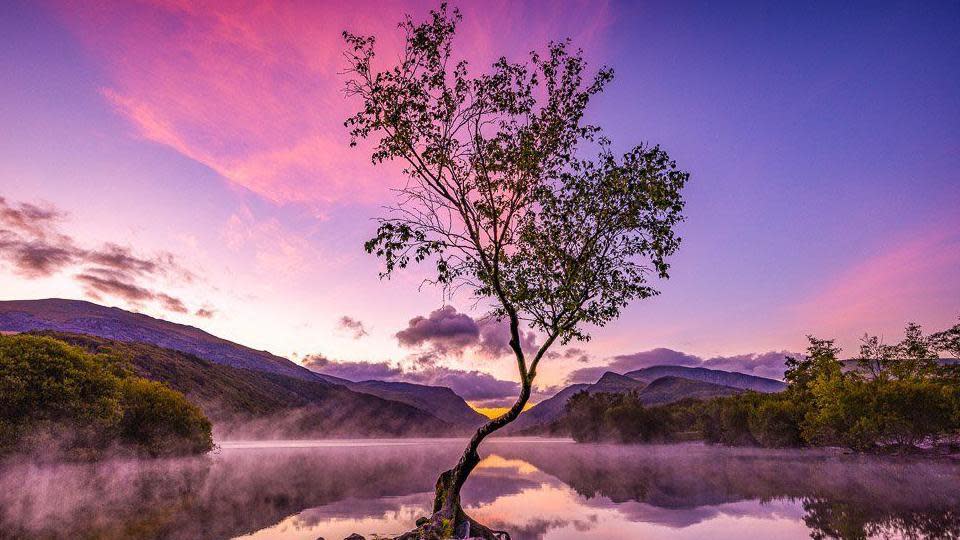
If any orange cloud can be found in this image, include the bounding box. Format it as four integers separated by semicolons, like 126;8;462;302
49;0;611;207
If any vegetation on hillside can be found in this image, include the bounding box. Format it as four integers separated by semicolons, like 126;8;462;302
0;334;213;459
566;320;960;452
42;332;454;438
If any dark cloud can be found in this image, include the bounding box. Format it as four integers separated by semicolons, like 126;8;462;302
396;306;479;354
195;306;216;318
157;293;188;314
338;315;368;339
75;270;155;302
396;306;538;358
476;317;538;358
85;243;160;276
548;347;591;363
566;347;799;384
0;236;77;277
0;196;207;316
301;354;521;404
74;267;190;314
302;354;404;380
0;196;64;237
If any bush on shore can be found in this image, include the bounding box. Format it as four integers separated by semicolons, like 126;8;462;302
0;334;213;459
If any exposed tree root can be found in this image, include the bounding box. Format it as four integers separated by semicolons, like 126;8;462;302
393;467;510;540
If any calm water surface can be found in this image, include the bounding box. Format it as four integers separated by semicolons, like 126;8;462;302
2;438;959;539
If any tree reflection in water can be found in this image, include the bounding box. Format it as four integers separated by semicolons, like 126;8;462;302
1;440;957;539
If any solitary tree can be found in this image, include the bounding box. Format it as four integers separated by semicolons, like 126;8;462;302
343;5;688;539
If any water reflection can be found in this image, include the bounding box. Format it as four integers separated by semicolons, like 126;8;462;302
1;439;958;539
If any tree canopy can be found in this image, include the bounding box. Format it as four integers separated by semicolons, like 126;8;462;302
345;4;687;366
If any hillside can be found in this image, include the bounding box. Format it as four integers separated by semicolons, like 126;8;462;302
348;380;487;428
509;372;647;433
625;365;786;393
635;376;742;406
311;372;486;428
511;368;758;433
0;299;313;380
43;332;452;438
0;299;486;432
508;383;590;433
589;371;647;394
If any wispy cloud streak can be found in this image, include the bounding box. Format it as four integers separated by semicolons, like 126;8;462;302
0;196;205;315
49;0;611;207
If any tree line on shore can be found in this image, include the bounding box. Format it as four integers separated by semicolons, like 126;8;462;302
566;320;960;452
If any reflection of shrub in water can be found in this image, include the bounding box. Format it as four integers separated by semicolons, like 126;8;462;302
496;443;960;536
0;443;468;540
803;498;960;540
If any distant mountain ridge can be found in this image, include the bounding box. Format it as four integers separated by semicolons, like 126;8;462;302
636;376;742;405
0;298;314;380
510;365;785;433
625;365;787;393
347;380;487;427
0;299;484;431
589;371;647;394
508;383;591;433
310;371;486;428
509;372;651;433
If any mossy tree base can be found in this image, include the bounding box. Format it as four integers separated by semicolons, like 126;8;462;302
393;466;510;540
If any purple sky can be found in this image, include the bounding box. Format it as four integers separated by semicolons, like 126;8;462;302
1;0;958;395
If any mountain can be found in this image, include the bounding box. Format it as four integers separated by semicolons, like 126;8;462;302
589;371;647;394
625;365;786;393
0;299;314;380
0;299;486;431
43;332;451;438
509;372;646;433
508;383;590;433
347;380;487;427
510;366;770;433
308;373;485;428
635;376;742;406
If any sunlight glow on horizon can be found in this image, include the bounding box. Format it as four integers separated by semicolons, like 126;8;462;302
472;403;536;419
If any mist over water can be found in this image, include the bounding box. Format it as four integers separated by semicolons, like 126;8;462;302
2;439;959;539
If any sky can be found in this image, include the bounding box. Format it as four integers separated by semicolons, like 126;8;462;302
1;0;958;404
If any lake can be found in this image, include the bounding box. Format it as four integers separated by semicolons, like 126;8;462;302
2;438;959;539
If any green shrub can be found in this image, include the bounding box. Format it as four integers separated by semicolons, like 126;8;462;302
118;378;213;456
0;335;122;455
749;398;803;447
0;334;212;459
566;391;675;443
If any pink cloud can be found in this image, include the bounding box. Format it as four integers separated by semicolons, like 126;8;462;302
49;0;612;207
222;205;320;274
795;220;960;339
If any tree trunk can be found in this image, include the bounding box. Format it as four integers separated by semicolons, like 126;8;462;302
395;376;532;539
